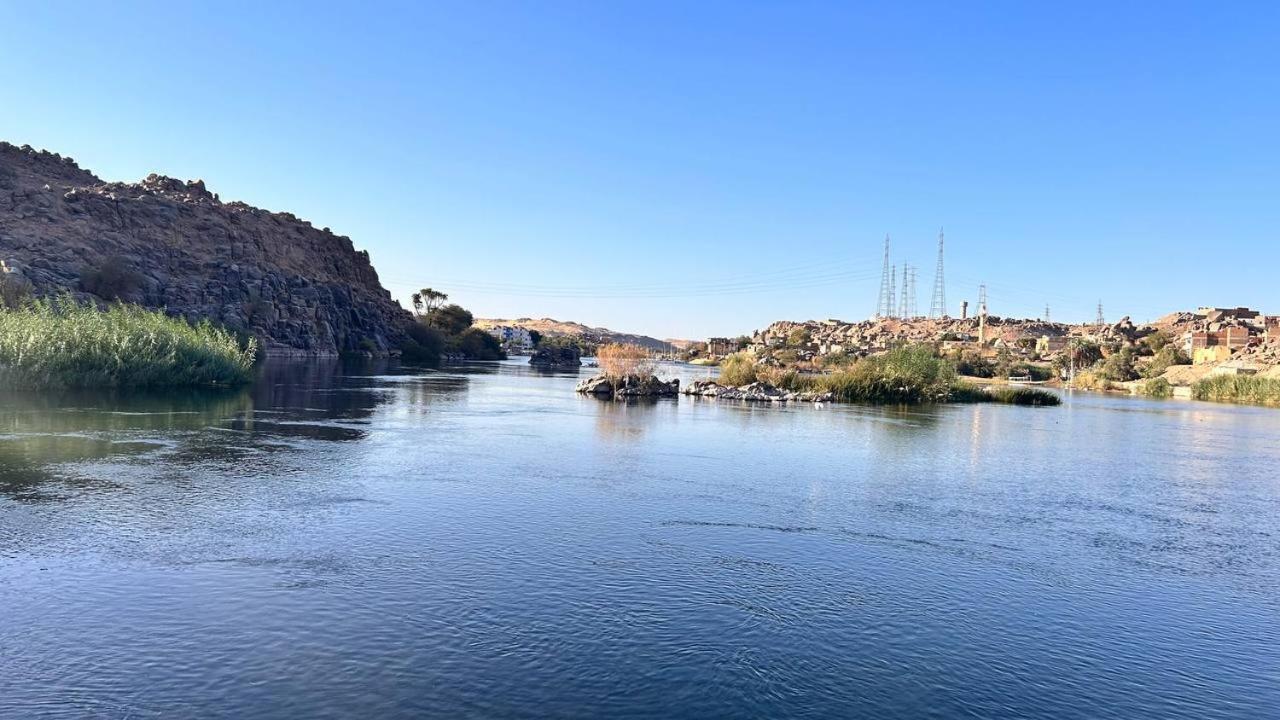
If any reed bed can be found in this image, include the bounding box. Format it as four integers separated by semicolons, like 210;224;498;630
1193;374;1280;406
0;296;257;389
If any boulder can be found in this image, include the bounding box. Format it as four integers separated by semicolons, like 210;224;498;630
575;376;614;395
576;374;679;398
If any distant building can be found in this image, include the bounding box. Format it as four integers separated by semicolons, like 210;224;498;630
1197;307;1261;324
487;325;533;351
1036;335;1069;355
706;337;735;356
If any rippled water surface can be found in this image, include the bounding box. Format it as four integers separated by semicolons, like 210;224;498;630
3;359;1279;719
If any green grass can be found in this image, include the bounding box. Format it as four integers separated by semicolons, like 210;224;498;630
0;296;257;389
1192;374;1280;406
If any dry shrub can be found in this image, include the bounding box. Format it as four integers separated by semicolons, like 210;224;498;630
717;351;757;386
596;343;655;379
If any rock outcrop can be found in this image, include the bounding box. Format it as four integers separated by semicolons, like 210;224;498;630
529;346;582;368
683;379;834;403
0;141;410;355
576;374;679;398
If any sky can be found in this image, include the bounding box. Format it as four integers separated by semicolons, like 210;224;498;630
2;1;1277;339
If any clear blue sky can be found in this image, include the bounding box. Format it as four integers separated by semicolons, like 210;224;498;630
3;2;1277;338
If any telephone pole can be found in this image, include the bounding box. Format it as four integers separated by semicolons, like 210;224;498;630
977;283;989;344
929;228;946;318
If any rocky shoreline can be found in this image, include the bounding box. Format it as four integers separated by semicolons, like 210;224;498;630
575;374;679;398
682;379;835;403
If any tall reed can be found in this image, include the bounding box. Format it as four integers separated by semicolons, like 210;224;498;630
0;295;257;389
1193;374;1280;406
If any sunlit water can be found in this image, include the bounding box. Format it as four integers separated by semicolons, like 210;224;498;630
2;359;1278;719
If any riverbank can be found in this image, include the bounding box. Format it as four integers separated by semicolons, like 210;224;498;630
0;297;256;389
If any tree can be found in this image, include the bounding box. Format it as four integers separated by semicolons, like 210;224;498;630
1099;346;1139;382
529;330;543;347
1068;338;1103;368
426;303;473;335
411;288;448;317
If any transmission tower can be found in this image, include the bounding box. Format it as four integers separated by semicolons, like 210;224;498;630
910;266;919;318
899;264;917;319
978;284;988;316
1096;301;1105;328
888;264;897;319
876;235;893;318
929;227;946;318
1045;304;1051;322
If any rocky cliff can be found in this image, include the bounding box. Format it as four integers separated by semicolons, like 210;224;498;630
0;141;410;355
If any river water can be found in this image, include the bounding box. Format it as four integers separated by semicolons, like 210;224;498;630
2;359;1278;719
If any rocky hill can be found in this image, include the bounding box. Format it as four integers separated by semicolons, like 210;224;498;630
0;141;410;355
473;317;670;350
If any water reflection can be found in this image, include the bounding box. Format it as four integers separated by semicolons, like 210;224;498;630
0;360;423;502
592;397;675;441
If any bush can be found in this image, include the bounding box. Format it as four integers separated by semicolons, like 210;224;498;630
718;351;758;386
1193;375;1280;406
1099;347;1139;382
1071;370;1111;391
425;304;474;335
0;296;256;388
450;327;505;360
1142;377;1173;399
1140;331;1171;355
80;255;144;300
814;344;959;403
1142;344;1190;379
401;322;445;366
787;328;811;347
954;351;995;378
820;351;857;368
596;343;655;380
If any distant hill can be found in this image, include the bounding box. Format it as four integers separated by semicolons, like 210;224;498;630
473;317;674;351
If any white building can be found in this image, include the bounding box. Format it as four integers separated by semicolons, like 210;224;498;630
487;325;534;351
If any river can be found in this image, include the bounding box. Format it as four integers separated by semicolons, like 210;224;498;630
2;359;1278;719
